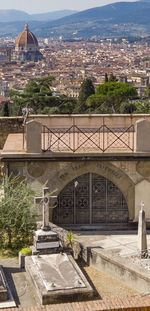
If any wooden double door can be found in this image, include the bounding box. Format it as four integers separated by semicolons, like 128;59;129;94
53;173;128;225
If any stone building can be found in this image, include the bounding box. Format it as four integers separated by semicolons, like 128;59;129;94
1;114;150;229
14;23;43;62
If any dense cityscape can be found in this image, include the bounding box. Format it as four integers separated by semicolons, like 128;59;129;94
0;31;150;107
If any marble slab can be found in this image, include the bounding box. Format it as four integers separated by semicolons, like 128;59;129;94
0;266;16;309
0;270;7;302
26;253;94;304
32;253;85;291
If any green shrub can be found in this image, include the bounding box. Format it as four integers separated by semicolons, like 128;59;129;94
66;231;75;247
21;247;32;255
0;175;37;250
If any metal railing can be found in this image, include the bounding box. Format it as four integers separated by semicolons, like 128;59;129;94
42;124;135;153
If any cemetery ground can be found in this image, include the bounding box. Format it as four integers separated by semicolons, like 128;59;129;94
0;231;145;307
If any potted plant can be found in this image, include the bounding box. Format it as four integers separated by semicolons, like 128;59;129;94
19;247;32;269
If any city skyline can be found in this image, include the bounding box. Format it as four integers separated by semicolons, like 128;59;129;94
0;0;137;14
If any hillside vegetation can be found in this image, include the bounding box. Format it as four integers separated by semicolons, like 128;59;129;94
0;2;150;38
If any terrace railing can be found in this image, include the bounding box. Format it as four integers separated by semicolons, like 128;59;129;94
42;124;135;153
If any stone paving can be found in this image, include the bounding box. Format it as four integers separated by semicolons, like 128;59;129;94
0;257;39;307
75;230;150;258
75;230;150;294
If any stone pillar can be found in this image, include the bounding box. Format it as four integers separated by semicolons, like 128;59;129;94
136;119;150;152
138;206;147;257
135;180;150;220
26;120;42;153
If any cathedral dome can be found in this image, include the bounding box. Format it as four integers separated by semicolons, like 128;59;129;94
16;23;38;49
15;23;43;62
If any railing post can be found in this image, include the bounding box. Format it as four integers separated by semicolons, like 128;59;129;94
43;125;45;151
132;125;134;152
73;117;75;152
103;117;105;152
22;125;25;150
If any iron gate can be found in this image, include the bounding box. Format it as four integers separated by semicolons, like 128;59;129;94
52;173;128;225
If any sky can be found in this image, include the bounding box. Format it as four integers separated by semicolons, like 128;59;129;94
0;0;137;14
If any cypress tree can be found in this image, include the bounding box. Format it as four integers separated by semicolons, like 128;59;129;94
78;78;95;112
1;101;9;116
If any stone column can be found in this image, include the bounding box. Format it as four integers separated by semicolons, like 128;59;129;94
138;202;147;257
136;119;150;152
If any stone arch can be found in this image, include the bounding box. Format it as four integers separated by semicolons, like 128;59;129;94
47;161;135;221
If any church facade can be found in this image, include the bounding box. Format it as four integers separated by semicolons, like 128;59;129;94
1;114;150;228
14;23;43;62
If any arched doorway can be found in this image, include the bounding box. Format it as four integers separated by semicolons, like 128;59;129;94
53;173;129;225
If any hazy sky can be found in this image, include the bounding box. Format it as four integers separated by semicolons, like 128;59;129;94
0;0;137;14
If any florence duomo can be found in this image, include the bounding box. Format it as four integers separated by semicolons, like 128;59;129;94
14;23;43;62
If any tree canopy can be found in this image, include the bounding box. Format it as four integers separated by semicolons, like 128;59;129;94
0;176;36;251
86;82;138;113
10;76;54;115
8;76;150;115
9;76;77;115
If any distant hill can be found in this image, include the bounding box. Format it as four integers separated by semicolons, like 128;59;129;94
1;2;150;39
32;1;150;38
31;10;78;21
0;9;77;23
0;10;29;22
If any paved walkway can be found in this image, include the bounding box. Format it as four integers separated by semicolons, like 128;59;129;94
75;230;150;257
0;257;39;307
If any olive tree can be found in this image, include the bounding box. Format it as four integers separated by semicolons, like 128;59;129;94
0;176;37;250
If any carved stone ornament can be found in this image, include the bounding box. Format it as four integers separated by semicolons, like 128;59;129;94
27;162;46;178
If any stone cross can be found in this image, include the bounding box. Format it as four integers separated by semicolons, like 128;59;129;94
138;201;148;257
35;187;57;231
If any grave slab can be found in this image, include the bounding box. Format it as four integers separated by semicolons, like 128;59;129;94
0;266;16;309
0;268;7;302
25;253;94;305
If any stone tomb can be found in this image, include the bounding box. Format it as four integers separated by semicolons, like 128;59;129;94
0;266;16;308
0;267;7;302
33;229;60;254
25;253;94;305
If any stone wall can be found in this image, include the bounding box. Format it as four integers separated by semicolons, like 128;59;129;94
2;115;150;223
7;158;150;223
7;160;140;222
1;114;150;149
